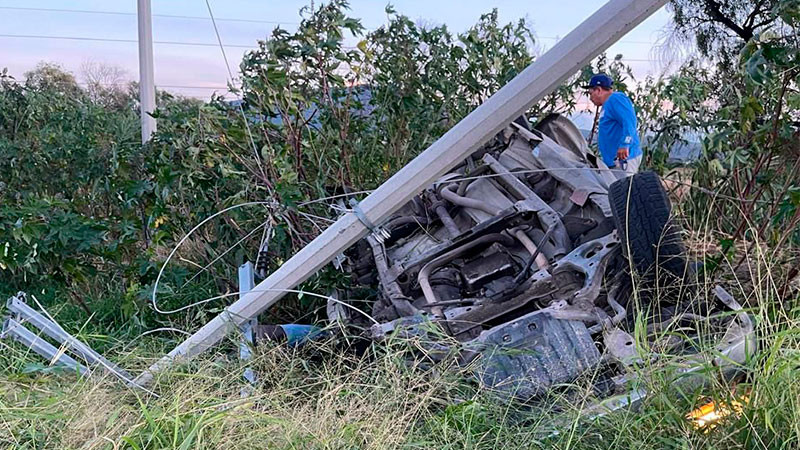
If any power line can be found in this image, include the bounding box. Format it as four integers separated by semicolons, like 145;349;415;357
2;32;649;60
0;33;358;50
2;34;661;69
13;77;229;91
0;6;663;47
0;33;257;49
205;0;269;185
0;6;299;26
537;36;657;45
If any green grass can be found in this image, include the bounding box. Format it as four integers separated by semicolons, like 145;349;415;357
1;226;799;449
1;294;798;449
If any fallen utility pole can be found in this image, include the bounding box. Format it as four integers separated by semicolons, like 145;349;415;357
134;0;668;386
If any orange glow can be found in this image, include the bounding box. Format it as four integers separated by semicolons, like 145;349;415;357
687;394;749;430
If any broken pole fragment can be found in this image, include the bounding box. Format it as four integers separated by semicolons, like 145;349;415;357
1;318;89;376
5;293;133;379
133;0;668;387
238;261;257;392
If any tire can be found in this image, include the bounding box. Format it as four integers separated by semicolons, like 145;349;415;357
609;171;687;281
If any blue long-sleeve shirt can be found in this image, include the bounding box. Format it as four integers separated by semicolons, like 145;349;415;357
598;92;641;167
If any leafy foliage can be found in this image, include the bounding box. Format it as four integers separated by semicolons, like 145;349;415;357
0;3;589;333
1;0;797;338
669;0;781;65
0;3;799;447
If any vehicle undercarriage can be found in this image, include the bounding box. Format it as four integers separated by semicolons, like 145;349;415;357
328;114;755;404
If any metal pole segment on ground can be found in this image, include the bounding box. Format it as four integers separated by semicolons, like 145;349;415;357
133;0;668;387
5;294;132;379
1;318;88;376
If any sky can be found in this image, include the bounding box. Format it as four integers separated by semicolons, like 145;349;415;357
0;1;678;99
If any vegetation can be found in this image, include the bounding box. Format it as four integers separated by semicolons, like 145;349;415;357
0;0;798;448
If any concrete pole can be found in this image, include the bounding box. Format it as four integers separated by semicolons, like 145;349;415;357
137;0;157;143
134;0;668;386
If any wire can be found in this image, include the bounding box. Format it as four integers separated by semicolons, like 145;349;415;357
122;328;192;351
178;220;268;289
150;201;277;314
537;36;657;46
296;190;377;207
0;6;299;25
0;33;257;49
156;84;227;90
0;32;648;62
204;0;270;190
155;288;380;326
12;77;230;92
432;166;764;205
0;7;664;48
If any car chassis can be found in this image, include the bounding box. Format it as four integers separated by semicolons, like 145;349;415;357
332;115;755;405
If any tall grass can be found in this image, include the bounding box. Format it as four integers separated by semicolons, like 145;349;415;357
1;194;798;449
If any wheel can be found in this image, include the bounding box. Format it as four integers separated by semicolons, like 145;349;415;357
609;171;688;281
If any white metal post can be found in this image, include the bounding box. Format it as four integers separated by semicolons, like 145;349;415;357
238;261;257;392
134;0;668;386
1;318;88;376
5;295;132;379
137;0;157;143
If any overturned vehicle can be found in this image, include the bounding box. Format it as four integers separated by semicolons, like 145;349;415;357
324;115;755;405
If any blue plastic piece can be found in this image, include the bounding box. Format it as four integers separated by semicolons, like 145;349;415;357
279;324;325;347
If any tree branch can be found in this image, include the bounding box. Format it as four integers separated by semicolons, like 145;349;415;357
702;0;753;41
743;0;768;30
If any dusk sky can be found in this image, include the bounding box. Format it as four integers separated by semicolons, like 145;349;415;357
1;1;677;99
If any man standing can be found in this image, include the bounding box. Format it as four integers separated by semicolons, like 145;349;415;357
585;73;642;174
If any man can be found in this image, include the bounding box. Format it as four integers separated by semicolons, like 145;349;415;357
585;73;642;175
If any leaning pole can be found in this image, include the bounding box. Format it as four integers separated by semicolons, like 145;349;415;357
135;0;668;386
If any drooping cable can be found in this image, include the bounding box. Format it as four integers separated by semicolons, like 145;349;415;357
204;0;270;187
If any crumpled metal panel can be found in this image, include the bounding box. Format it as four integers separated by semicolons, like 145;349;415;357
472;309;601;400
461;178;515;224
529;134;618;216
533;113;591;162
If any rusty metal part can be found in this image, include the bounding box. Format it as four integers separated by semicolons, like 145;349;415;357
510;226;549;269
418;233;514;316
366;235;417;317
482;153;571;256
440;183;502;216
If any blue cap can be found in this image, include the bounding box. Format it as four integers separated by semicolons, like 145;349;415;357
583;73;613;89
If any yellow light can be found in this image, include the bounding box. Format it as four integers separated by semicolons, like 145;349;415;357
687;394;749;430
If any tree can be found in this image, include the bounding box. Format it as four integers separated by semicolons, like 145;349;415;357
80;60;131;108
669;0;780;65
23;62;82;97
649;0;800;290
